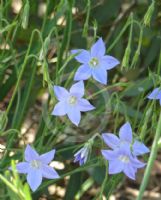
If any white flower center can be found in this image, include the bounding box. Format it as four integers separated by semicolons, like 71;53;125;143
89;57;99;68
30;160;41;169
119;155;130;163
68;96;77;105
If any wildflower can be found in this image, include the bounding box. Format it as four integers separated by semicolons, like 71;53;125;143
15;145;59;192
101;122;149;180
147;88;161;105
52;81;95;126
71;38;119;85
102;122;149;156
101;146;145;180
74;145;90;166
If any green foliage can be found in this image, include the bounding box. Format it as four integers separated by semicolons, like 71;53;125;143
0;0;160;199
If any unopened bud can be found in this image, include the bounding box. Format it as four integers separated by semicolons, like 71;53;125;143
0;111;7;132
131;50;140;68
143;1;155;26
122;47;131;69
21;1;30;29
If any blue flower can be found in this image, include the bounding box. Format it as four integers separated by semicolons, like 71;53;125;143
102;122;149;156
101;122;149;180
52;81;95;126
71;38;120;84
15;145;59;192
74;145;90;166
101;146;145;180
147;87;161;105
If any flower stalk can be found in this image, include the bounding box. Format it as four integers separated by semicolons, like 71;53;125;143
137;111;161;200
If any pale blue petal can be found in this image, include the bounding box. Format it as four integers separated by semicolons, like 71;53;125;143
91;38;105;57
79;157;85;165
80;146;88;159
70;81;84;98
42;165;59;179
25;145;39;162
54;86;69;101
108;159;123;174
131;156;146;169
119;122;133;143
71;49;90;64
147;88;161;99
67;106;81;126
83;153;88;164
118;144;132;159
123;164;136;180
92;68;107;84
39;149;56;164
132;140;150;156
74;148;83;157
52;101;67;116
16;162;29;174
78;99;95;112
74;64;92;81
101;55;120;70
101;150;118;160
102;133;120;149
74;154;82;163
27;168;42;192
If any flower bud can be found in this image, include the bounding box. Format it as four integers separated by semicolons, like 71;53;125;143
0;111;7;132
122;47;131;69
143;1;155;26
21;1;30;29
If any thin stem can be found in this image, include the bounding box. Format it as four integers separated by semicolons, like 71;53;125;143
37;159;101;191
137;112;161;200
6;29;42;115
87;82;128;100
99;161;108;199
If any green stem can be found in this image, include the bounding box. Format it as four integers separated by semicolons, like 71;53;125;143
107;19;140;53
41;0;49;35
6;29;42;115
137;112;161;200
0;174;25;199
11;59;37;129
87;82;128;100
57;0;74;83
37;159;100;191
99;161;108;199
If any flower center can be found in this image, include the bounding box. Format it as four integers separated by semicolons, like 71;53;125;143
68;96;77;105
30;160;41;169
119;155;130;163
89;57;99;68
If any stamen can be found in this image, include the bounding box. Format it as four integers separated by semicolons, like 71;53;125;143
30;160;41;169
89;57;99;68
68;96;77;105
119;155;130;163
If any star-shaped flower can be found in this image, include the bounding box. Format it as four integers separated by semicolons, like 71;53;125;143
147;87;161;105
15;145;59;192
102;122;149;156
71;38;120;84
101;146;145;180
101;122;150;180
52;81;95;126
